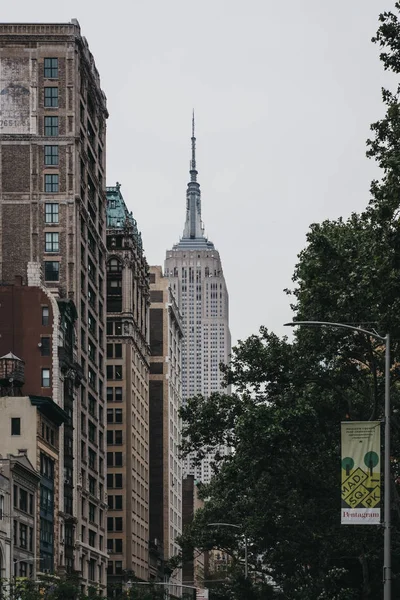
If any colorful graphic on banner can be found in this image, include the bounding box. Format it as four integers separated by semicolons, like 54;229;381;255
341;421;381;524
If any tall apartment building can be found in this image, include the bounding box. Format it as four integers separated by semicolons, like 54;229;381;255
105;184;150;589
149;266;183;593
165;118;231;484
0;21;109;591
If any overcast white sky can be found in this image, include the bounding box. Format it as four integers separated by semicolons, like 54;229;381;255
3;0;397;346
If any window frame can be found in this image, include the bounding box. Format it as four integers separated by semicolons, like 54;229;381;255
44;145;59;166
44;116;59;137
45;232;59;253
11;418;21;436
45;174;59;193
45;203;59;224
41;368;50;388
44;261;59;282
44;86;59;107
44;58;58;79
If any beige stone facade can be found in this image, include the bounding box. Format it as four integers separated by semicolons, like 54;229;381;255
106;185;150;587
149;266;183;593
0;21;109;591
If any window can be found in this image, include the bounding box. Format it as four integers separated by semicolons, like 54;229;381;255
115;344;122;358
106;387;113;403
41;337;51;356
115;430;122;445
45;232;59;252
115;408;122;423
88;449;96;470
115;474;122;488
44;145;58;165
45;174;59;193
115;517;123;532
11;418;21;436
0;495;3;520
42;306;50;325
114;452;122;467
115;561;123;575
89;559;96;582
44;261;59;282
19;489;28;512
107;344;113;359
88;421;96;443
41;454;54;479
44;87;58;107
115;495;123;510
44;58;58;78
115;387;123;402
107;452;113;467
41;368;50;387
89;502;96;522
107;474;113;489
45;116;58;136
88;395;96;416
45;203;59;223
107;409;113;424
89;476;96;495
107;258;122;273
89;529;96;547
115;539;123;553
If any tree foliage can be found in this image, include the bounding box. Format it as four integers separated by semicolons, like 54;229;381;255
177;4;400;599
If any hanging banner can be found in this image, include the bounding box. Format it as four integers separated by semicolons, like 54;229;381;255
341;421;381;524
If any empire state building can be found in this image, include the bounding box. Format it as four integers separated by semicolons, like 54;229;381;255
164;116;231;483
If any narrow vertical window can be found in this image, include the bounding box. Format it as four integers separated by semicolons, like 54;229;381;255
42;306;49;326
45;203;59;223
44;58;58;79
44;146;58;166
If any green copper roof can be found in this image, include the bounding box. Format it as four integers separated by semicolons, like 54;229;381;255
106;183;143;252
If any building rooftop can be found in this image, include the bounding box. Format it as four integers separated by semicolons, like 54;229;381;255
106;183;143;252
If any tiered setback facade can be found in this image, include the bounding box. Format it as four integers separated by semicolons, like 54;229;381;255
164;121;231;484
0;22;109;591
106;185;150;586
149;266;183;592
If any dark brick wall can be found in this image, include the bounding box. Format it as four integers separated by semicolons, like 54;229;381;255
149;379;164;544
0;284;53;395
1;204;30;283
2;145;30;192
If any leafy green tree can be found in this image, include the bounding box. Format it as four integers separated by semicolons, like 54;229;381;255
177;3;400;599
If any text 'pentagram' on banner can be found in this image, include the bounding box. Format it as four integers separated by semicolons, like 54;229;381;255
341;421;381;525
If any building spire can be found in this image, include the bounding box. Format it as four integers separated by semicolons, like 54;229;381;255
190;109;197;182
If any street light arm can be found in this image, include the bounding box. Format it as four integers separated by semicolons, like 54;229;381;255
207;523;240;529
284;320;387;341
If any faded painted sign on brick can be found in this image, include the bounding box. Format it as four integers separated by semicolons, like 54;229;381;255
0;58;33;134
